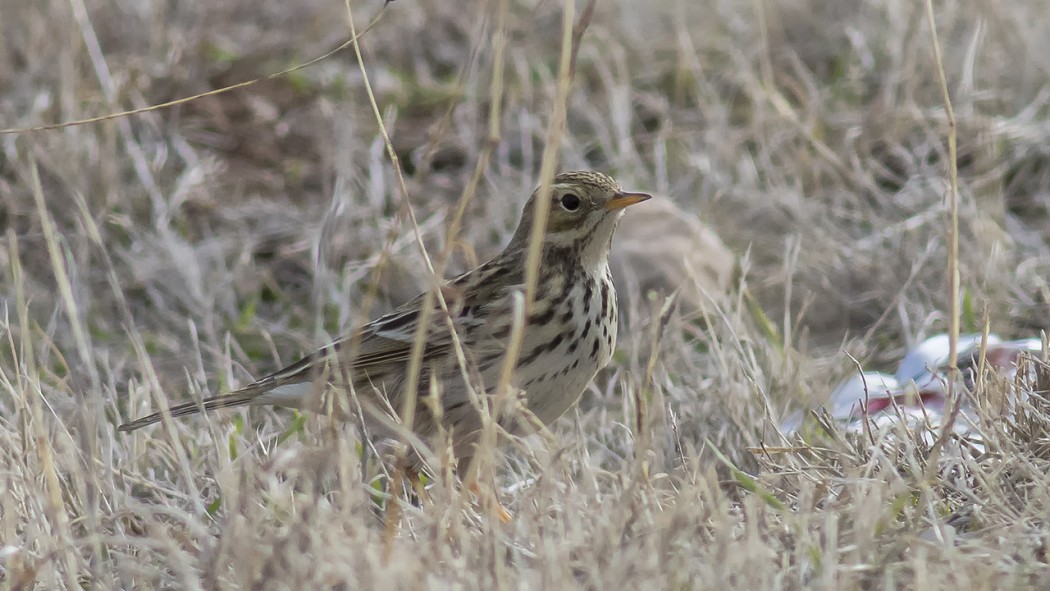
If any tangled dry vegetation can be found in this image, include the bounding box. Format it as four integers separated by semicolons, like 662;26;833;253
3;0;1050;588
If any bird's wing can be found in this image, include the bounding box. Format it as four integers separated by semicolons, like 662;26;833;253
116;262;522;432
243;265;519;394
241;300;440;392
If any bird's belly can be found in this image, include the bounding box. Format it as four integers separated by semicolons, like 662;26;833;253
516;272;615;427
519;356;604;426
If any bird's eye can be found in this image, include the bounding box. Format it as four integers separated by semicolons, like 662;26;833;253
560;192;581;211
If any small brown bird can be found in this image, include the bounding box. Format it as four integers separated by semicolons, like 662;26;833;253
119;171;650;473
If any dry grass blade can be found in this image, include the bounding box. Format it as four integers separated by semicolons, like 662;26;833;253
0;11;389;135
4;0;1050;588
922;0;964;474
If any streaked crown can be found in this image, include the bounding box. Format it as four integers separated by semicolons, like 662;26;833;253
508;171;651;265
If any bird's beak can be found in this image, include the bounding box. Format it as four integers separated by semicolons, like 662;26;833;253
605;191;652;211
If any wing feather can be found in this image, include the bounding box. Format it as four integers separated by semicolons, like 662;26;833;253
118;257;521;432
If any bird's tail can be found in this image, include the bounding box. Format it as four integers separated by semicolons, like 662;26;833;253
117;386;265;432
118;345;330;432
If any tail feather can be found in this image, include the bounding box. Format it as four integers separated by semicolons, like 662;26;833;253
118;389;261;432
118;348;326;433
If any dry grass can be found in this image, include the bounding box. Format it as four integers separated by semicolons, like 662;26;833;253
3;0;1050;588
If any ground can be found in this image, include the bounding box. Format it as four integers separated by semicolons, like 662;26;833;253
3;0;1050;588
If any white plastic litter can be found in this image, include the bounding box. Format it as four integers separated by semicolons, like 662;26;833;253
782;333;1047;439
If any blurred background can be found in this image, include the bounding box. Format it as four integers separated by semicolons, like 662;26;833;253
6;0;1048;361
3;0;1050;587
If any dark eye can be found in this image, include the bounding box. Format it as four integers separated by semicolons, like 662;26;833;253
560;192;581;211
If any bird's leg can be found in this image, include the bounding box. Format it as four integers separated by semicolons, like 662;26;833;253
380;455;438;561
459;457;512;524
406;466;431;504
468;481;513;524
380;458;406;562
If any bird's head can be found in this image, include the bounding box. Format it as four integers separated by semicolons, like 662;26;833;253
510;171;651;267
